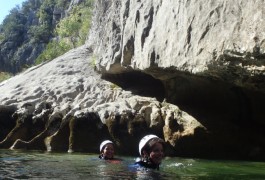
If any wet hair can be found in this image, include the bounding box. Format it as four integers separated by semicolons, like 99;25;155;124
142;137;165;155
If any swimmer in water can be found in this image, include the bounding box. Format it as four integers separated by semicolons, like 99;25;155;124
99;140;115;160
135;134;165;170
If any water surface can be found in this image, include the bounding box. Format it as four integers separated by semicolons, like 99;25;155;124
0;149;265;179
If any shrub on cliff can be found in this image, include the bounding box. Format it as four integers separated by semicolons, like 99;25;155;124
29;24;51;43
36;0;93;64
35;41;71;64
56;5;92;47
0;72;12;82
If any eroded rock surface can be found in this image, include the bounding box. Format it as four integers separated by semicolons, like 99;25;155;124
1;0;265;161
90;0;265;85
0;46;204;157
87;0;265;160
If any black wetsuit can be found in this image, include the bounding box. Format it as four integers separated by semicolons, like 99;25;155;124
99;155;113;160
134;160;160;170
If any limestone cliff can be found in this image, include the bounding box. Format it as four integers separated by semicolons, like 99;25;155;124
88;0;265;160
91;0;265;86
0;0;265;161
0;46;204;157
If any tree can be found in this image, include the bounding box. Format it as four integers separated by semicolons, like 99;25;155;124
29;24;51;43
56;9;82;47
1;6;27;44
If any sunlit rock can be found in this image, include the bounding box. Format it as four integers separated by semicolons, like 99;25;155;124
1;0;265;161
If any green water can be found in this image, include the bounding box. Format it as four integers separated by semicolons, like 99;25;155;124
0;149;265;179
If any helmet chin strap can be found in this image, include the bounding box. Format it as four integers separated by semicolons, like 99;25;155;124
142;150;150;163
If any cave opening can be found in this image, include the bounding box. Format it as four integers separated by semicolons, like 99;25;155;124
101;71;165;101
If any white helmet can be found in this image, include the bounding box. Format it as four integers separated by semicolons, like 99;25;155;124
100;140;113;152
138;134;158;155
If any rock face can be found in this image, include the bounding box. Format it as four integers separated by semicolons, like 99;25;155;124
0;0;265;161
91;0;265;83
88;0;265;160
0;46;204;157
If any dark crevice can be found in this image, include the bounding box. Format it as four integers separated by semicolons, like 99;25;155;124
150;50;158;67
0;107;17;142
122;36;135;66
135;10;140;24
123;0;130;20
141;7;154;48
199;24;210;43
102;71;165;101
163;74;265;132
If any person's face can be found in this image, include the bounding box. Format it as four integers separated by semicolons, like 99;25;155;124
102;144;114;159
149;142;164;165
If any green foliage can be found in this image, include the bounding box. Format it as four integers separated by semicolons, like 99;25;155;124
110;83;120;89
21;0;41;14
29;24;51;43
0;34;4;43
56;12;81;43
35;40;71;64
0;0;43;46
0;72;12;82
36;0;94;64
1;6;27;39
56;1;93;47
0;0;94;70
55;0;70;9
22;0;42;12
78;7;93;45
38;0;56;25
90;54;98;67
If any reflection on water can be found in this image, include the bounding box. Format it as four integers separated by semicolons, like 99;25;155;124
0;149;265;179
